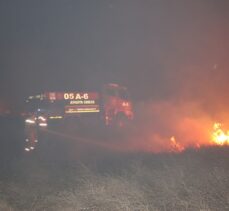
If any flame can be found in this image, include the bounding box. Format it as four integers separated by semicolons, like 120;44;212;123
168;122;229;152
170;136;185;152
211;122;229;145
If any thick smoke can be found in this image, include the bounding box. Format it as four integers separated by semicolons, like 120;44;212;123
125;98;229;153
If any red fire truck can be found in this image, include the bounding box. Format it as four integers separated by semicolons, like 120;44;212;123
24;83;133;130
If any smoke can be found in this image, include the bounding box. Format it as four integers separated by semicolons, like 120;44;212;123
126;98;229;153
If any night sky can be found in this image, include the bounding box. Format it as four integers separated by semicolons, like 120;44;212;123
1;0;229;109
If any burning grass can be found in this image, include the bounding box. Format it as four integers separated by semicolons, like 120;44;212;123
0;146;228;211
127;100;229;153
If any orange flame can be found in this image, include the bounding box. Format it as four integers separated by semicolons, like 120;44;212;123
170;136;185;152
211;122;229;146
168;122;229;152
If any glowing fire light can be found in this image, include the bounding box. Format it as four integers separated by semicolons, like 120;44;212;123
211;122;229;145
170;136;185;152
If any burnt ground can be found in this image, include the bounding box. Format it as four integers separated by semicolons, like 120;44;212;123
0;117;229;211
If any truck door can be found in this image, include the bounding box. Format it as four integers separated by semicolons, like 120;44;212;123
102;86;118;125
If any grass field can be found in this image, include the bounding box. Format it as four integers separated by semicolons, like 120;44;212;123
0;145;228;211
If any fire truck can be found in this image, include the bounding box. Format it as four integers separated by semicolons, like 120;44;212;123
24;83;133;133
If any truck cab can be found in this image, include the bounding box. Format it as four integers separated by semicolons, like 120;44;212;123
102;83;133;126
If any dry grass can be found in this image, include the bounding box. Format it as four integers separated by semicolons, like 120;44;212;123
0;146;229;211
